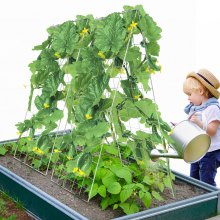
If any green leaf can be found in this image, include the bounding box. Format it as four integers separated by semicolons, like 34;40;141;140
118;46;141;62
0;146;7;155
135;71;151;92
146;41;160;56
33;37;51;50
34;96;44;110
119;100;142;121
77;152;92;171
139;14;162;42
143;175;154;185
120;188;133;203
163;176;173;189
104;144;119;156
42;74;61;97
141;191;152;208
115;168;132;184
98;185;106;198
36;135;49;147
51;21;79;56
98;98;113;111
107;182;121;194
89;183;99;200
113;204;119;210
75;74;110;121
32;159;42;169
135;98;158;118
85;122;110;139
74;135;87;146
100;197;110;210
102;171;117;187
65;160;77;173
42;121;57;135
94;13;126;53
152;190;163;201
119;202;139;215
50;110;64;122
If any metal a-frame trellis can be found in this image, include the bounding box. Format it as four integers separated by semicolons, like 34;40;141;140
12;8;170;203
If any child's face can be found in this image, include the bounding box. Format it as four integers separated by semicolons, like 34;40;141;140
186;90;204;106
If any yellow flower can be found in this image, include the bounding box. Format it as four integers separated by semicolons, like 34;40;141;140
27;137;32;141
44;103;50;108
130;21;138;28
80;27;89;36
67;156;73;160
54;149;62;153
133;94;141;100
33;147;44;155
72;167;86;177
16;131;21;135
128;21;138;31
145;67;155;74
85;114;92;120
78;169;86;177
98;51;105;59
54;52;61;59
168;129;174;136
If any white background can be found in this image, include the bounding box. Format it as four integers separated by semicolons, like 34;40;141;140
0;0;220;186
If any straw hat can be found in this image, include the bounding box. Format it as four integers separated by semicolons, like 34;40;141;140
186;68;220;99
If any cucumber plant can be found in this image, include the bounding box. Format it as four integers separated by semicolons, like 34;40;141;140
15;5;175;215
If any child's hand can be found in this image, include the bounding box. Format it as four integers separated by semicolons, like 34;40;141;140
189;115;203;128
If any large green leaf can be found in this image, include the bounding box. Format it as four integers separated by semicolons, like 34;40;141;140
98;185;107;198
135;98;157;118
115;168;132;184
139;14;162;42
140;191;152;208
50;110;64;122
118;46;141;62
135;70;151;92
94;13;126;53
102;170;117;187
77;152;93;171
119;202;139;215
51;21;79;56
42;73;61;97
119;100;142;121
107;182;121;194
120;188;133;203
85;122;110;139
0;146;7;155
75;73;110;121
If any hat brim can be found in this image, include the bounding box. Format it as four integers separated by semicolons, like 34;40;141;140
187;72;220;99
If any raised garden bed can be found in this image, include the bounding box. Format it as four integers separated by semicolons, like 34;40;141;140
1;4;220;220
0;153;220;220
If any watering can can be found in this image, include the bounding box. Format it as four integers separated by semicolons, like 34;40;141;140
150;120;211;163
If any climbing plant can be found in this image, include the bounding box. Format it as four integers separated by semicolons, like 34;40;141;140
15;5;175;215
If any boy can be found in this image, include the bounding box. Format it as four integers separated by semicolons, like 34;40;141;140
183;68;220;186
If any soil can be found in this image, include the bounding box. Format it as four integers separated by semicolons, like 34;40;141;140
0;155;208;220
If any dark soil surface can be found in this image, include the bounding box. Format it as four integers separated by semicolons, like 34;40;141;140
0;155;208;220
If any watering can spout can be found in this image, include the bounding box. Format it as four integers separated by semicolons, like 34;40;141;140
150;149;180;159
